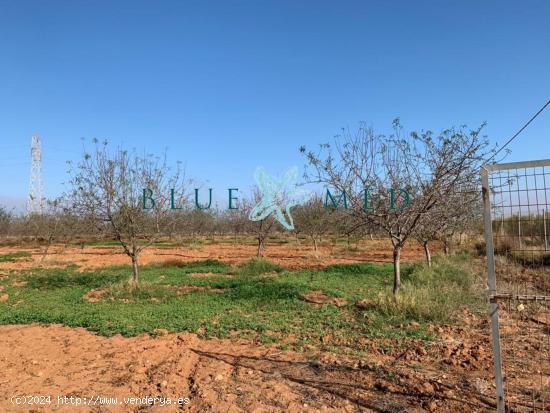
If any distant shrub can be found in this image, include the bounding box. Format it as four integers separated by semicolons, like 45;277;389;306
494;237;517;256
473;242;486;256
473;237;518;257
161;259;187;268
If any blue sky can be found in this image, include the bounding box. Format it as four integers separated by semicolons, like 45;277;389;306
1;0;549;209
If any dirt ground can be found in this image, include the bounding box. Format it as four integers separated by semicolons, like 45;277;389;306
0;240;505;412
0;319;498;413
0;238;433;272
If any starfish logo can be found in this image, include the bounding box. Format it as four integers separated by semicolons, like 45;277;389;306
249;166;313;230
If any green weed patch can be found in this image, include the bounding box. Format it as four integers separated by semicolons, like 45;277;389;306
0;255;482;352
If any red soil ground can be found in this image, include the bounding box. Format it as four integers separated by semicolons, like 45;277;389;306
0;240;505;412
0;238;433;272
0;319;497;413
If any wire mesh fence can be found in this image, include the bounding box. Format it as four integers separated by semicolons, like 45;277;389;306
482;159;550;412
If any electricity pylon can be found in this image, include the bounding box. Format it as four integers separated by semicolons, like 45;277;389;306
27;135;44;215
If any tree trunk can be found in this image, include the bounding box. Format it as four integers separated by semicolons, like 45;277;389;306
423;240;432;267
256;237;264;257
131;255;139;283
313;237;318;252
392;245;401;297
443;239;449;255
41;236;54;262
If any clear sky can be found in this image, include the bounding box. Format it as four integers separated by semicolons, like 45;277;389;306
1;0;549;209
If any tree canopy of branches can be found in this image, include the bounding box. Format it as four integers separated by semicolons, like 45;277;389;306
293;194;338;254
414;185;480;266
243;188;277;257
302;120;493;296
0;206;11;236
0;206;14;235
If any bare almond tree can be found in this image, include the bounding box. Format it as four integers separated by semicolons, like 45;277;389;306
220;205;250;244
0;206;11;237
414;184;480;266
68;139;190;283
241;189;277;258
27;198;77;260
302;120;493;296
293;194;336;254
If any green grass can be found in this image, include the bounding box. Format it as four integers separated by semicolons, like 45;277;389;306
0;251;32;262
103;281;179;302
235;257;284;276
0;255;482;352
82;240;123;247
374;253;485;322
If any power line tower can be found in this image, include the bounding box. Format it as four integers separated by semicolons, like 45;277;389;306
27;135;44;215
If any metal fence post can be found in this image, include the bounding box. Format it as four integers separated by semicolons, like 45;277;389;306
544;209;548;251
481;166;506;412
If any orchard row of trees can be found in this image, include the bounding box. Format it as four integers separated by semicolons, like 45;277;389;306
0;195;476;269
0;121;495;295
0;194;474;249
